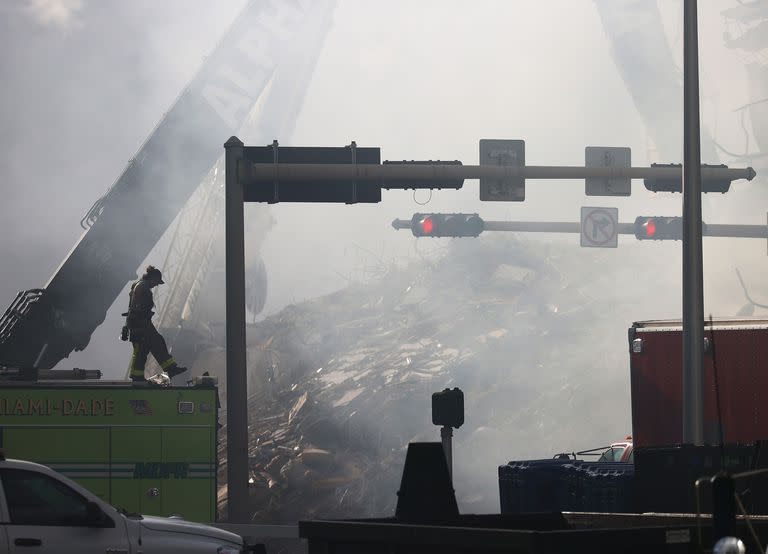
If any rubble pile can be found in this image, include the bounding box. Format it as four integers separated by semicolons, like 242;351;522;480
214;235;663;522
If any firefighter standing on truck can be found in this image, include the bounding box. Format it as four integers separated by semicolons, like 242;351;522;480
123;266;186;382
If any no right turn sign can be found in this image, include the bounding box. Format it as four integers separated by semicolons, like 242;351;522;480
581;206;618;248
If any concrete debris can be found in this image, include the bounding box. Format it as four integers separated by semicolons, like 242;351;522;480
214;236;644;522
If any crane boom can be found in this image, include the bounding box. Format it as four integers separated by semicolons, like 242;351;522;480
152;13;331;360
0;0;335;369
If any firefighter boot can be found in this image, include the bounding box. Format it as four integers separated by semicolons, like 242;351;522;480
166;365;188;379
130;371;147;383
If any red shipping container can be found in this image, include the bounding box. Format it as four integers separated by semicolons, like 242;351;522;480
629;319;768;447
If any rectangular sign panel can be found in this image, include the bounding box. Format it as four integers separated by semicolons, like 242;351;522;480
585;146;631;196
479;139;525;201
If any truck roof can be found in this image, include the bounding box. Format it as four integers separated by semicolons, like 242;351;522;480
0;380;216;390
631;317;768;332
0;457;60;473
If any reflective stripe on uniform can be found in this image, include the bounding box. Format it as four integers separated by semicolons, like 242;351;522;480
160;357;176;369
129;344;144;377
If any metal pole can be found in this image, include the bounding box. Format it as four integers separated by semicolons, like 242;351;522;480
682;0;705;445
440;425;453;482
224;136;249;522
705;224;768;238
392;218;768;239
240;162;754;185
711;472;736;542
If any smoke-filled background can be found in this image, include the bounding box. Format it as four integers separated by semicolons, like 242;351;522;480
2;0;768;516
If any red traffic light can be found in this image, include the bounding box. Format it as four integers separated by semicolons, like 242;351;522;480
634;216;683;240
410;213;485;237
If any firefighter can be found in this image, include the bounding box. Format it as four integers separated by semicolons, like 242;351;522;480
124;266;186;382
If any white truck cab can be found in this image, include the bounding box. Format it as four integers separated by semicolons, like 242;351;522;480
0;455;251;554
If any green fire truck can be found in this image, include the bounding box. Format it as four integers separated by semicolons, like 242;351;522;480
0;376;219;523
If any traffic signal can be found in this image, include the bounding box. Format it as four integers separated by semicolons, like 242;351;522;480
644;163;732;193
241;142;382;203
411;213;485;237
432;387;464;428
634;216;683;240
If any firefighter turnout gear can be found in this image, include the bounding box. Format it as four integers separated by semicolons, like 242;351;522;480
125;267;185;381
127;324;181;380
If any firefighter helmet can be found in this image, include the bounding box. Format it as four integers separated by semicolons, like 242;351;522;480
143;265;164;284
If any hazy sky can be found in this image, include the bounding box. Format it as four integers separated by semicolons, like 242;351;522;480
4;0;768;518
1;0;766;378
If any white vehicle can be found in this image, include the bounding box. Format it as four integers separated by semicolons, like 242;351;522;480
0;454;255;553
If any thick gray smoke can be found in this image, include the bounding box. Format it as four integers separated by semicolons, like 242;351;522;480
23;0;84;30
216;234;677;519
0;0;246;371
2;0;767;520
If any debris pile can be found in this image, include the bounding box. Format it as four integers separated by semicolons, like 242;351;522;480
212;236;663;522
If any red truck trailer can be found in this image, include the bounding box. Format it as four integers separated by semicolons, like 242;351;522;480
629;318;768;447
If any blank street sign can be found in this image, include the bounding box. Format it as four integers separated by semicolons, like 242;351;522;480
585;146;631;196
480;139;525;201
581;206;619;248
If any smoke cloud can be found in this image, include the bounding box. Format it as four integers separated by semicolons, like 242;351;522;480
1;0;767;520
24;0;84;30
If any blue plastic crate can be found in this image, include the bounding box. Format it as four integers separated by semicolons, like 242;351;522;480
500;459;634;513
499;459;583;513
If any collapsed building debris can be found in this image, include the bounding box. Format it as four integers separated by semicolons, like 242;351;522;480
210;235;673;522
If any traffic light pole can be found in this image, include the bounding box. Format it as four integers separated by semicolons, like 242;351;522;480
224;137;250;523
238;162;754;187
682;0;705;446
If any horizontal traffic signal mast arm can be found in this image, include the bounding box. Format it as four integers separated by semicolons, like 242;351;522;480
239;162;756;187
392;218;634;235
483;221;636;234
702;224;768;238
392;217;768;239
